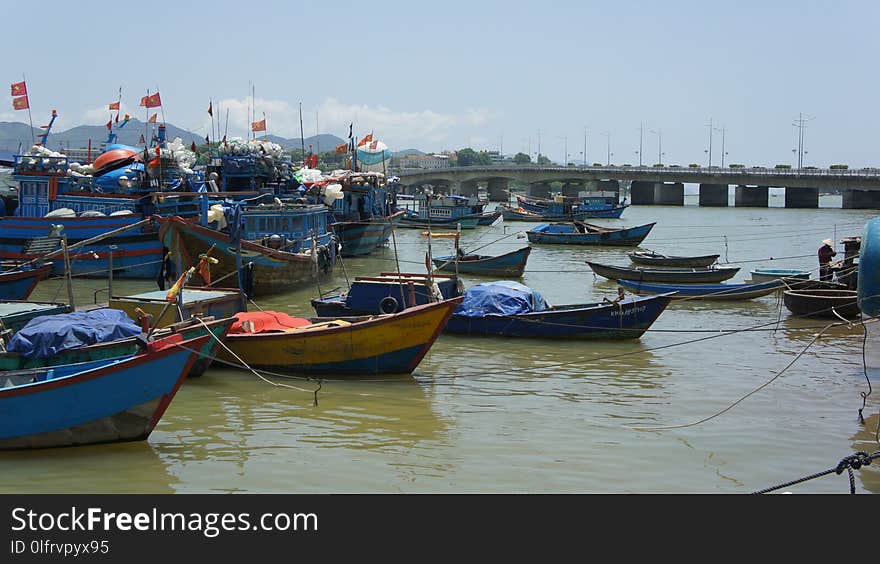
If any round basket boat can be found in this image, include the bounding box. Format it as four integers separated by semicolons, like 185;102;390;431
783;289;861;319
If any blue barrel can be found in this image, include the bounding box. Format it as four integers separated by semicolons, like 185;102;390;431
858;217;880;316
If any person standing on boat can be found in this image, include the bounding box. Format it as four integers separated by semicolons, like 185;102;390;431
818;238;837;281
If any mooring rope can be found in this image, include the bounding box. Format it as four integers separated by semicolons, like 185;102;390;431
751;451;879;494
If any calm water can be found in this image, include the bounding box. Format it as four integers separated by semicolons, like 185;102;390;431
3;194;879;494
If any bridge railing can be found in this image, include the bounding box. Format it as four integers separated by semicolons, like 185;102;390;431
396;164;880;180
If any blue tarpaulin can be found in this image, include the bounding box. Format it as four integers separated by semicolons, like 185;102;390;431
454;281;549;318
7;309;142;359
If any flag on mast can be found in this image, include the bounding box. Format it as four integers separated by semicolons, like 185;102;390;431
10;81;26;96
12;96;28;110
148;113;158;123
140;92;161;108
108;101;120;111
207;100;213;116
251;119;266;132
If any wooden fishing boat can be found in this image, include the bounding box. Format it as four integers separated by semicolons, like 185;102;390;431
527;221;655;246
586;261;740;283
312;272;461;317
442;281;674;339
158;215;336;297
628;250;720;268
397;211;480;230
0;333;208;449
432;246;531;277
109;287;247;330
749;268;811;283
218;298;462;375
783;289;861;319
0;265;51;300
0;314;235;377
472;209;503;226
616;278;784;300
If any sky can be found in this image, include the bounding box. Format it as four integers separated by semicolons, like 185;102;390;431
2;0;879;167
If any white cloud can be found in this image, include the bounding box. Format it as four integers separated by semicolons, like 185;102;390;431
204;96;494;149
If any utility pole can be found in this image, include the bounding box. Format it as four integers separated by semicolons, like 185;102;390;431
705;118;713;168
583;126;587;166
720;126;726;168
601;131;611;166
792;113;815;169
637;122;644;166
650;128;662;165
537;129;541;163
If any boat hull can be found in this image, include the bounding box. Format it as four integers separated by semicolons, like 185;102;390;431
0;335;206;449
220;298;461;375
0;266;51;300
0;215;163;279
628;252;720;268
397;215;480;229
332;212;403;257
783;289;861;319
587;261;740;283
750;269;811;283
527;223;654;246
432;247;531;277
443;293;674;339
617;279;784;300
159;216;334;297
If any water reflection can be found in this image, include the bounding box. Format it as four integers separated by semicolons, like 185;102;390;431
0;442;177;494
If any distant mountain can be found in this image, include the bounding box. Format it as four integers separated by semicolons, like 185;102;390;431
259;133;346;152
0;121;347;154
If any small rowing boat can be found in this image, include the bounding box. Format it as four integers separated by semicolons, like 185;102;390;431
616;278;784;300
527;222;655;246
587;261;740;283
627;251;720;268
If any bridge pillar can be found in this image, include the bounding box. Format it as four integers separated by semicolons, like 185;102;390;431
630;181;656;205
734;185;769;207
561;182;583;197
654;182;684;205
699;184;729;206
458;180;479;198
596;180;619;194
528;182;552;198
487;179;509;201
784;186;819;208
842;189;880;209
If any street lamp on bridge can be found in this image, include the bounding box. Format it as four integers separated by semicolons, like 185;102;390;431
650;128;663;165
601;131;611;166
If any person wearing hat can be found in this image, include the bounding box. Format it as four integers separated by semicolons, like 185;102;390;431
818;239;837;281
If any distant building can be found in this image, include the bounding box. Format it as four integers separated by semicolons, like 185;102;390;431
486;150;505;164
399;154;451;169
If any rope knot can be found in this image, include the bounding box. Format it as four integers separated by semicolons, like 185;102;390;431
835;451;871;474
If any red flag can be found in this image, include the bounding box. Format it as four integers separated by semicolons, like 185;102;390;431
335;143;348;155
115;112;120;123
250;119;266;132
12;95;29;110
205;134;209;144
207;100;213;116
108;101;120;111
357;133;372;147
138;133;146;144
191;141;197;152
105;119;112;130
369;140;378;150
10;81;26;97
148;113;157;123
139;92;161;108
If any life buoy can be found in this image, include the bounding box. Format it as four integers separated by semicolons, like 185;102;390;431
379;296;399;314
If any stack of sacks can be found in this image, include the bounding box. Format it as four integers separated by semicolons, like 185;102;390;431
217;137;294;181
164;137;196;175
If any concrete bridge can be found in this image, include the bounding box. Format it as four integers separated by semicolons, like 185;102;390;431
395;165;880;208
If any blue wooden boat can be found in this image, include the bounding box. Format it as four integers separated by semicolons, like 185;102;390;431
432;246;531;277
0;265;50;300
527;221;655;246
311;272;461;316
0;333;208;449
442;281;674;339
396;194;482;229
7;121;204;279
859;217;880;316
159;199;338;297
316;172;403;256
514;193;628;219
617;278;784;300
749;268;810;283
587;261;740;283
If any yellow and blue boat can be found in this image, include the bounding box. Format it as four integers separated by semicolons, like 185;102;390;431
218;297;462;375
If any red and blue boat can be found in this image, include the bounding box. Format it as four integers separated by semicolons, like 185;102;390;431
0;265;51;300
0;333;208;449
